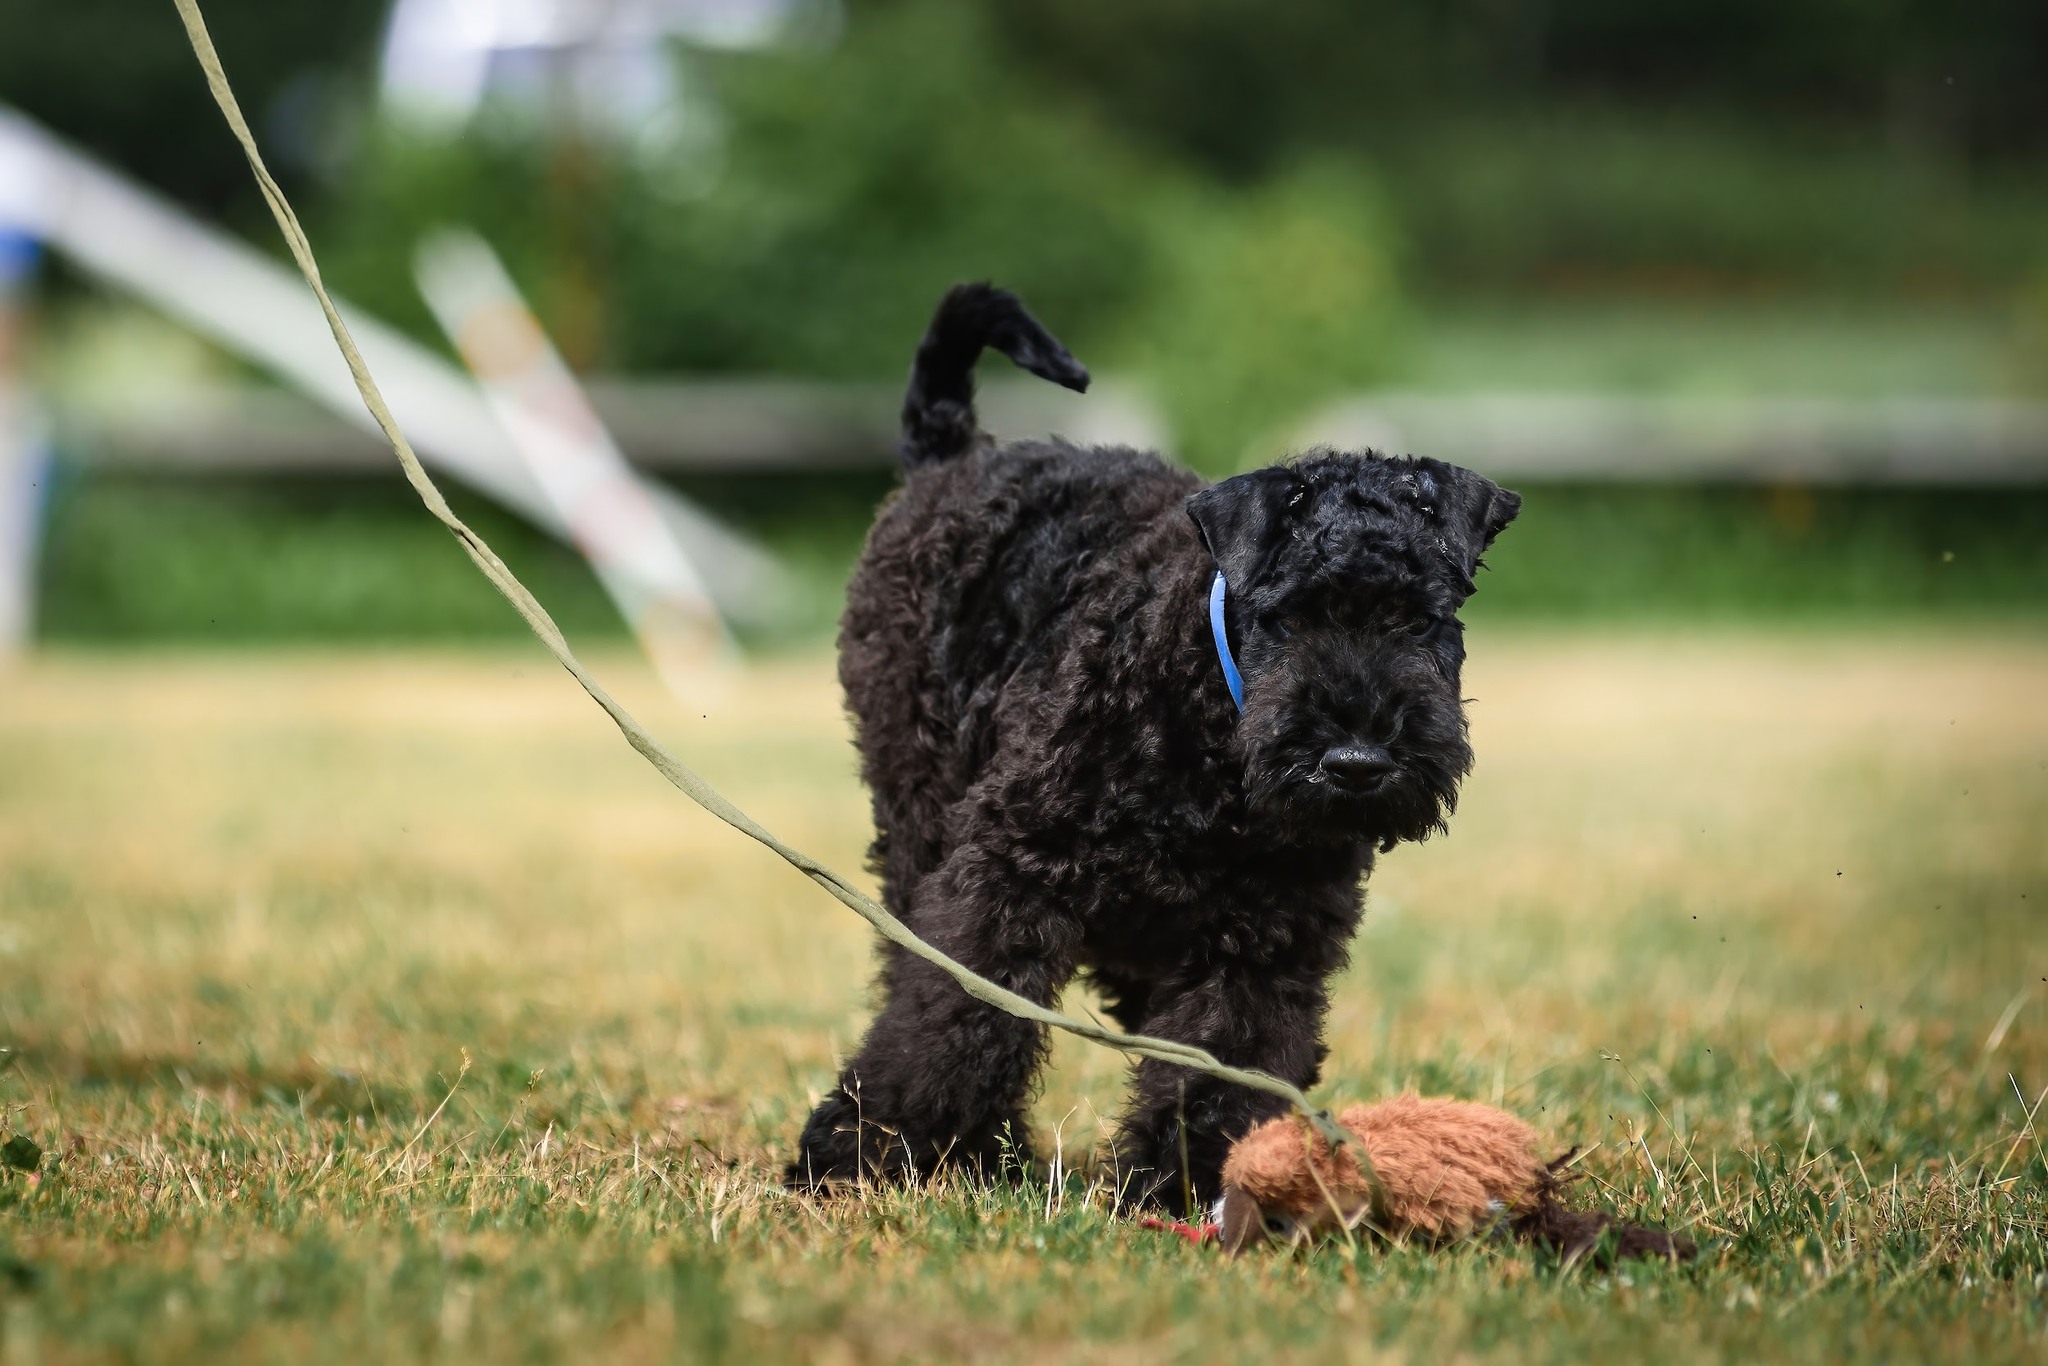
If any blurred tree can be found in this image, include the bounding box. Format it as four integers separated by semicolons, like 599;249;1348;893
982;0;2048;298
1125;165;1406;470
0;0;387;225
323;4;1408;470
7;0;2046;366
326;3;1159;378
983;0;2048;175
613;2;1155;378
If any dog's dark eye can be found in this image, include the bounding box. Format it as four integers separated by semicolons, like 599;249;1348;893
1405;616;1442;642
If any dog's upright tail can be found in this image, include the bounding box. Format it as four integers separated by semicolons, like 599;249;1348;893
899;283;1090;470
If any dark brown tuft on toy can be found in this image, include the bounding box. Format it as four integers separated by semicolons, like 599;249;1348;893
1511;1154;1697;1263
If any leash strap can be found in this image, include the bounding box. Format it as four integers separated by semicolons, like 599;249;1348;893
1210;570;1245;713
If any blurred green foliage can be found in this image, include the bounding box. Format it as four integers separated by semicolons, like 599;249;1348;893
988;0;2048;179
35;471;2048;645
15;0;2048;327
1121;165;1408;469
328;4;1152;376
13;0;2048;459
1468;485;2048;621
611;3;1151;381
1378;117;2048;298
302;0;2048;467
0;0;387;228
320;3;1406;471
36;474;626;643
19;0;2048;224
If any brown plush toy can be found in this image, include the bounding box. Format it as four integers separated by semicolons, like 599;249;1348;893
1214;1095;1694;1263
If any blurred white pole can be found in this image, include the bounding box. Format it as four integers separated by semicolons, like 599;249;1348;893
0;229;50;657
0;105;784;627
416;228;729;685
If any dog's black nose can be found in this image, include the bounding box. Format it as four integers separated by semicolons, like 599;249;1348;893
1319;744;1395;791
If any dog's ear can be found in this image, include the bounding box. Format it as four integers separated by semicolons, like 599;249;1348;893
1187;469;1298;589
1421;462;1519;580
1453;468;1520;556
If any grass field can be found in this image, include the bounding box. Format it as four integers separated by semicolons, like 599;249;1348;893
1;633;2044;1363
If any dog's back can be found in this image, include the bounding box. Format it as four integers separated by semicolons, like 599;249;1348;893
841;286;1195;909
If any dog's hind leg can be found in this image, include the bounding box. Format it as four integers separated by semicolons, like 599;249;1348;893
786;844;1082;1191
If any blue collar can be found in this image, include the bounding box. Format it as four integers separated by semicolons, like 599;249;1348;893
1209;570;1245;712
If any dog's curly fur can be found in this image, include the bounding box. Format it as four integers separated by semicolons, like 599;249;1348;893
787;284;1520;1212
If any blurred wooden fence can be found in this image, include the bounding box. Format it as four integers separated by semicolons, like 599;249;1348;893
1299;393;2048;486
54;377;2048;485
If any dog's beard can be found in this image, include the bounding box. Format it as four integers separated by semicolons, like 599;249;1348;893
1243;740;1465;847
1236;652;1473;849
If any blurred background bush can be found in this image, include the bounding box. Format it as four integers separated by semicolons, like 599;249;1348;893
4;0;2046;642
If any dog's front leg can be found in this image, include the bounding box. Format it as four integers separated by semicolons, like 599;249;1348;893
1109;971;1331;1215
786;847;1081;1192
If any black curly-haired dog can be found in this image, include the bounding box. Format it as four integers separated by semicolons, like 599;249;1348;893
788;284;1520;1212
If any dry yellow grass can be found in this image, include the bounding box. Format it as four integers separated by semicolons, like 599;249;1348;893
0;630;2043;1362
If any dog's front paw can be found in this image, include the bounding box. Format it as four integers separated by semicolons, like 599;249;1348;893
784;1088;915;1193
